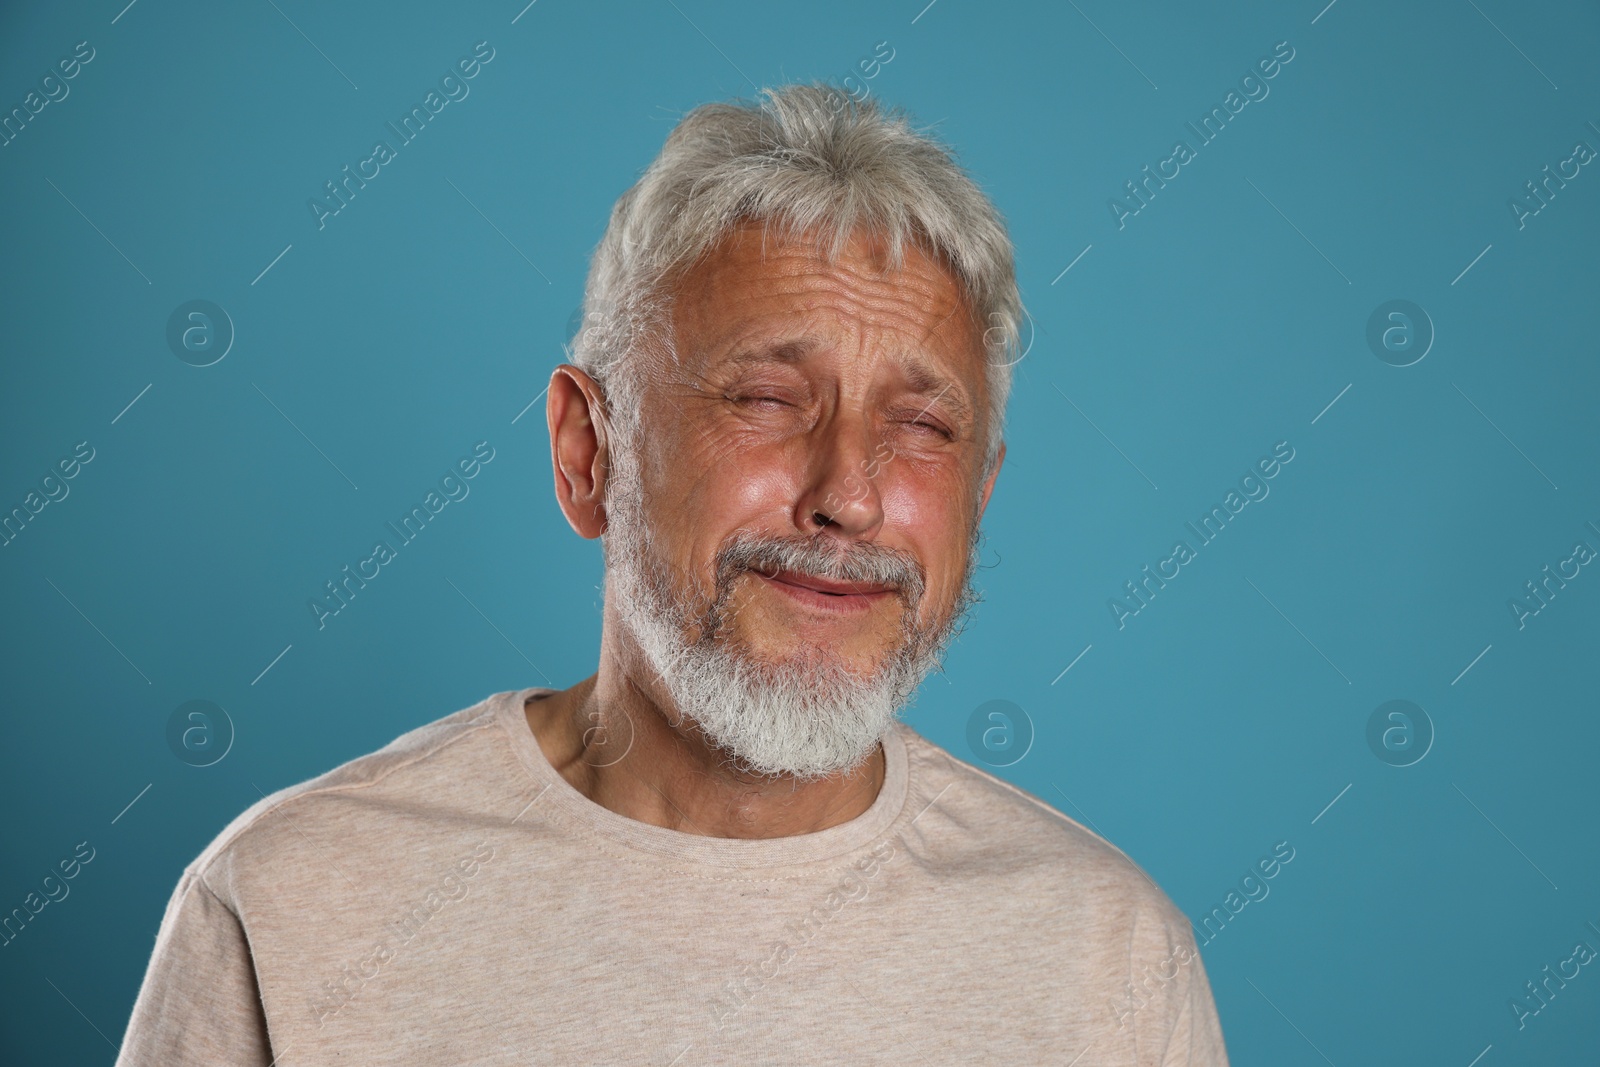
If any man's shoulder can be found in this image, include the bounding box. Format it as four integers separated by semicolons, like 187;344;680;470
893;721;1191;928
188;690;519;899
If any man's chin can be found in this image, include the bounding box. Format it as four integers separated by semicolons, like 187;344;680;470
720;635;895;689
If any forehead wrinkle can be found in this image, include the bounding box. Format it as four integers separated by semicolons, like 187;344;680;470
678;232;984;431
710;237;958;330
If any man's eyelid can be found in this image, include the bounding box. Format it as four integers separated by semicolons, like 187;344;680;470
729;384;803;402
908;418;956;440
893;398;960;438
718;363;808;393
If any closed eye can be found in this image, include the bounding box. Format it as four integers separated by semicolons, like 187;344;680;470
898;414;953;440
731;395;792;409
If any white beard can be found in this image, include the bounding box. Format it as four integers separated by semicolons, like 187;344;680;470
600;431;980;781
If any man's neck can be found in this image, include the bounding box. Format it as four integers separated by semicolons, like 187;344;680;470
522;662;887;839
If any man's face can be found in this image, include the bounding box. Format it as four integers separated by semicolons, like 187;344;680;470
621;220;998;682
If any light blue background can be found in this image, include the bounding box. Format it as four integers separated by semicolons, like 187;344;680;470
2;1;1597;1063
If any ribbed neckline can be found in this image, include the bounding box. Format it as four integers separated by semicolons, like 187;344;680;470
493;686;909;870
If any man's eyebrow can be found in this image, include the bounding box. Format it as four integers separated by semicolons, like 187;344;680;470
718;337;823;369
899;358;974;429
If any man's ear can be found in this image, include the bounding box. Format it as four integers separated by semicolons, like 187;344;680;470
547;364;612;539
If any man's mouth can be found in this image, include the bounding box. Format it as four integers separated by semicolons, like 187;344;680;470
753;567;897;611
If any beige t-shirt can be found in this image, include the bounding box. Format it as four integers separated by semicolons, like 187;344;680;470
116;687;1229;1065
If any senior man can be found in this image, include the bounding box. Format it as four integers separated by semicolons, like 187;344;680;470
118;84;1228;1065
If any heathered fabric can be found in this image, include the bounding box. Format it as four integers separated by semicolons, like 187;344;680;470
115;687;1229;1065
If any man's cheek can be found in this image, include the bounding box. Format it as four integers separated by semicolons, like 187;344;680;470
692;446;806;529
881;475;965;562
878;469;950;530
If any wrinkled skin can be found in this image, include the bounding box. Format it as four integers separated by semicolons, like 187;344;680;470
531;221;1006;837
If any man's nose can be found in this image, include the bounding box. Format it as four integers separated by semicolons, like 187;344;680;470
794;417;885;538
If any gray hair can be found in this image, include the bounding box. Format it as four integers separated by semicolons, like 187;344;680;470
569;81;1023;479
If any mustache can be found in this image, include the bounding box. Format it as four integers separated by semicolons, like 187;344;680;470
713;532;926;605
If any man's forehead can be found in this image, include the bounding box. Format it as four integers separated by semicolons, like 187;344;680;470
683;219;968;309
669;223;986;398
